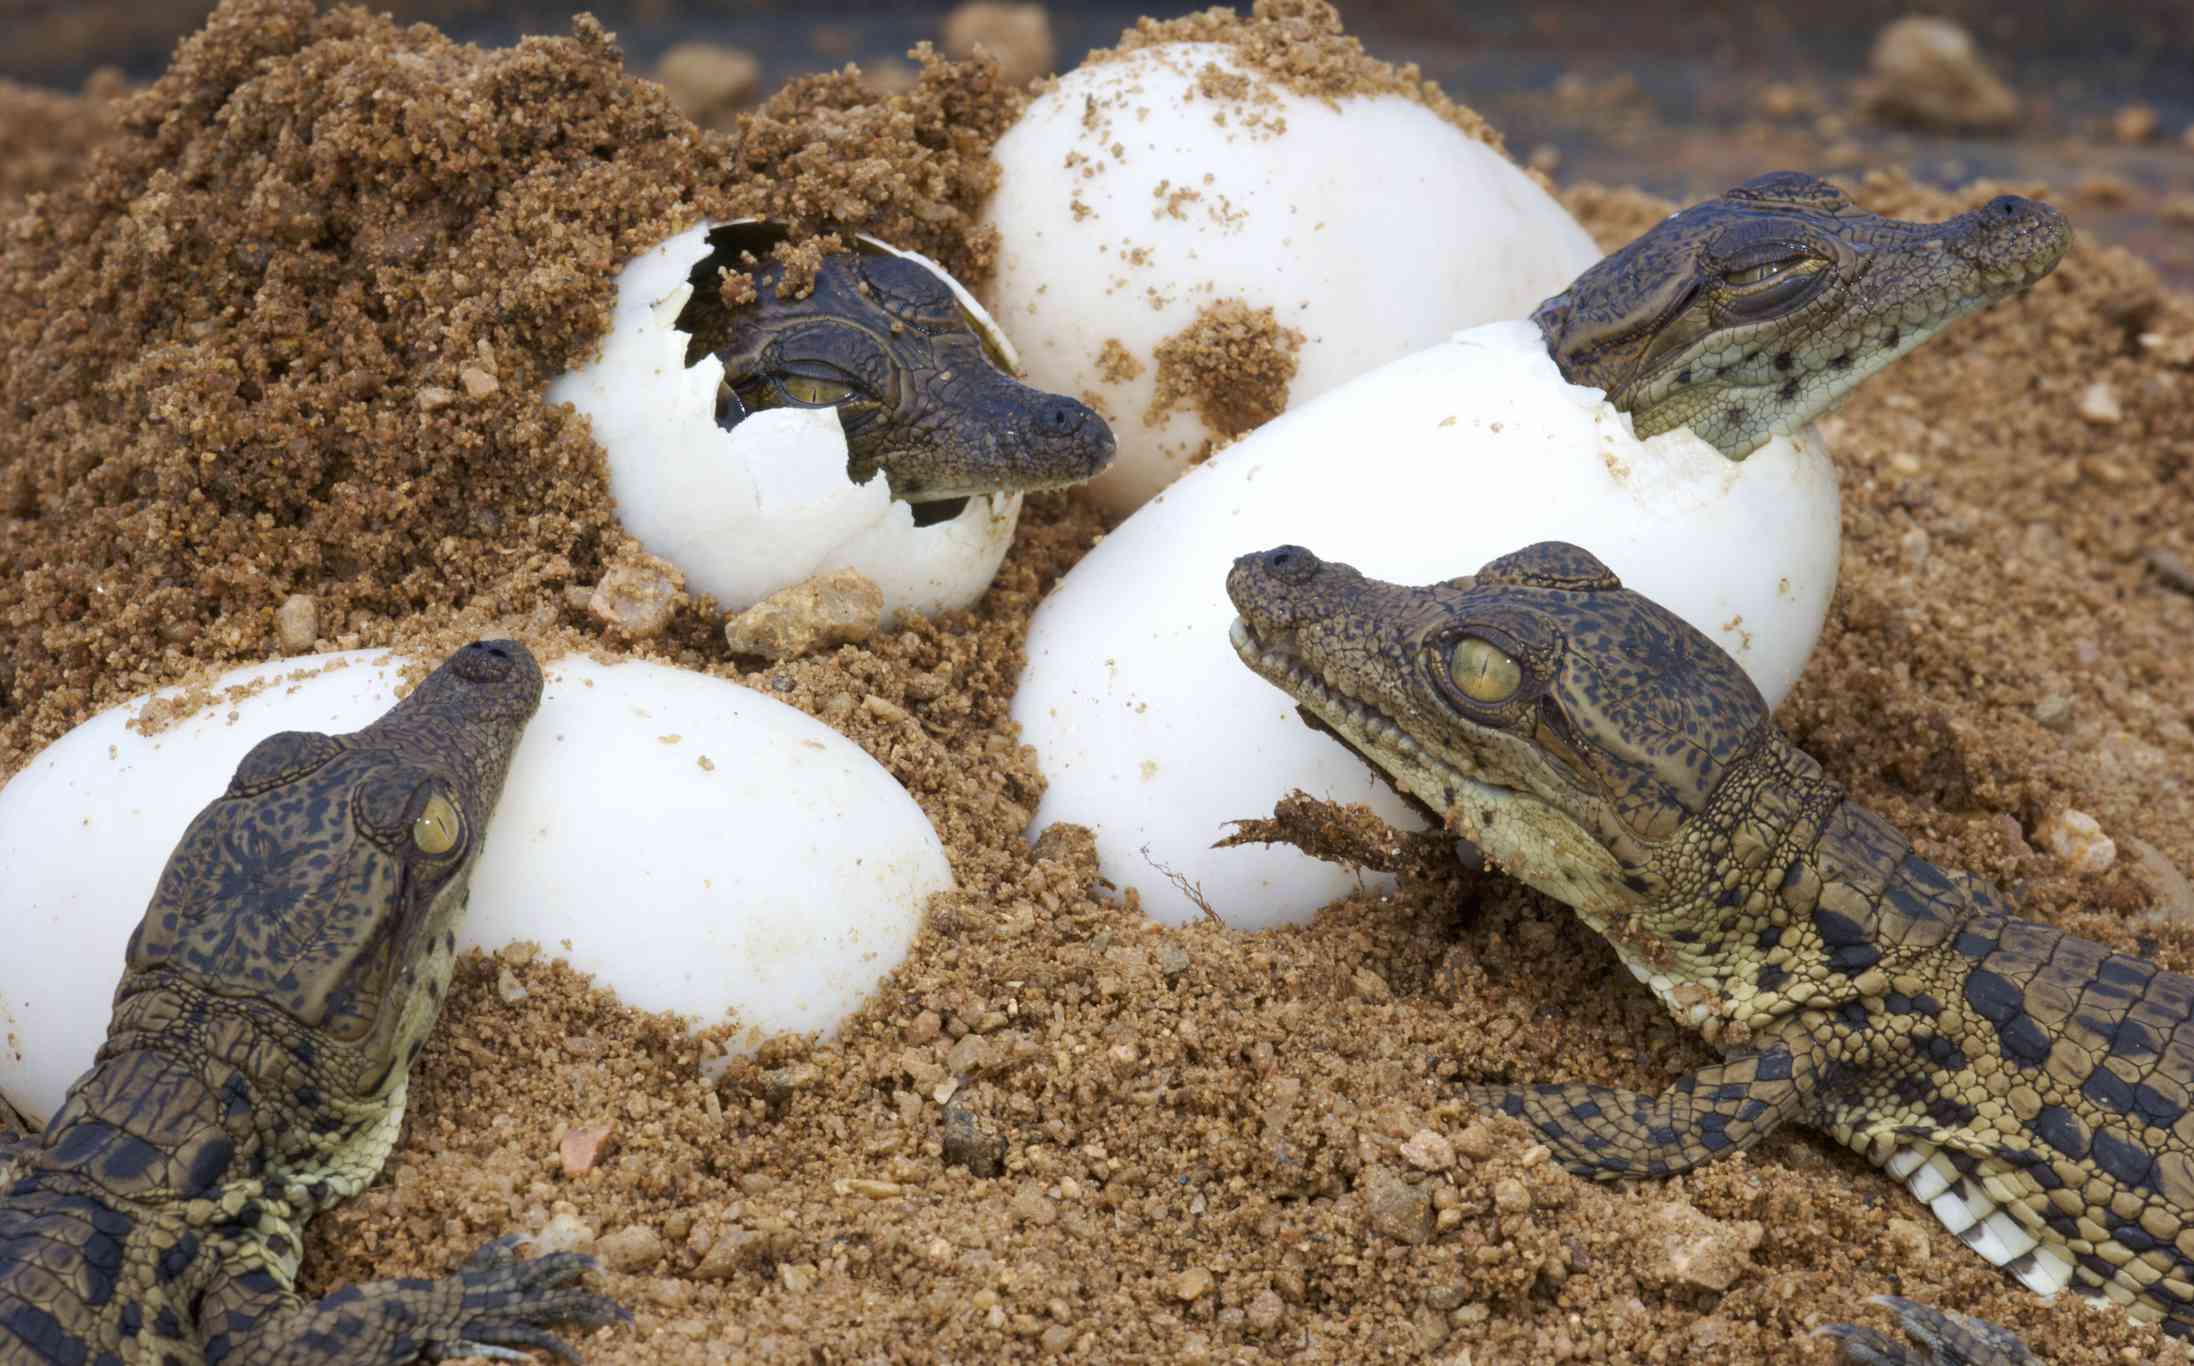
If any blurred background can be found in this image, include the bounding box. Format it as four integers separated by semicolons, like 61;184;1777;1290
3;0;2189;283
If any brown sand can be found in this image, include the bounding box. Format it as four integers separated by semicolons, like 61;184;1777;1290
1144;299;1305;442
3;2;2194;1363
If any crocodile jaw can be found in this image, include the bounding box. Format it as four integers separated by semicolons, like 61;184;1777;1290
1227;616;1636;930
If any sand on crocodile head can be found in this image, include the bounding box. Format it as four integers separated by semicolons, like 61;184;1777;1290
2;2;2194;1362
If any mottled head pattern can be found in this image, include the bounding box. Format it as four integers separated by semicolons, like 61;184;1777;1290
679;223;1115;523
1532;171;2071;458
119;640;542;1098
1226;542;1771;918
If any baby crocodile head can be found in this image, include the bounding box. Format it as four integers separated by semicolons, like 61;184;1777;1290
680;223;1115;522
1226;542;1773;930
118;640;543;1100
1532;171;2071;459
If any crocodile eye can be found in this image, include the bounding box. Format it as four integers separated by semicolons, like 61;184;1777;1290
1723;258;1803;287
412;792;462;855
1450;638;1521;703
778;374;857;406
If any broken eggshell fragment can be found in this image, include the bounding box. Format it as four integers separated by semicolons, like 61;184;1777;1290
546;220;1036;618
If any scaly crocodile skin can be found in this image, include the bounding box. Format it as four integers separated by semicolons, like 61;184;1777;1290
1227;542;2194;1342
1;640;627;1364
1533;172;2070;459
675;222;1115;520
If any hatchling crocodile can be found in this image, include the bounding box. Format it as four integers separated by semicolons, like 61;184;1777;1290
1227;541;2194;1348
675;221;1115;524
0;639;627;1363
1534;171;2070;458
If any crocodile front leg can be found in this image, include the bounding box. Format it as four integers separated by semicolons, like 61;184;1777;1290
214;1236;628;1364
1470;1028;1827;1179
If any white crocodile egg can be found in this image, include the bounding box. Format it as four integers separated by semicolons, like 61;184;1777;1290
1013;320;1841;930
0;651;950;1125
980;41;1604;516
546;221;1025;619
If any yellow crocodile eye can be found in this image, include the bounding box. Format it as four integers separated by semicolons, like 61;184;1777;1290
780;375;856;405
413;793;461;855
1451;638;1521;703
1724;258;1803;287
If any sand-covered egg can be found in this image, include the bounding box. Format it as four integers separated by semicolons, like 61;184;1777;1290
547;221;1103;619
980;37;1603;515
0;650;950;1123
1013;320;1841;928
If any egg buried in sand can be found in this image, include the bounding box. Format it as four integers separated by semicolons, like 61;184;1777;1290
979;32;1604;515
0;651;953;1124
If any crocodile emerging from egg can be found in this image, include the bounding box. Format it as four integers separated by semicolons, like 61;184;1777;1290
678;221;1115;527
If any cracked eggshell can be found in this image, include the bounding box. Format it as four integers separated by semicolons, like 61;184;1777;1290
546;221;1022;618
0;651;950;1125
1012;320;1840;929
980;42;1605;516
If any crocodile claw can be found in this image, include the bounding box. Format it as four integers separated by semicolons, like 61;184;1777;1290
422;1236;632;1363
1814;1295;2041;1366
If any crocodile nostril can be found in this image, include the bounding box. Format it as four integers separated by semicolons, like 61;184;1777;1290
1042;400;1087;436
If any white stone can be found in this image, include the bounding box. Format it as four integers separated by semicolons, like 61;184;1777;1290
2037;807;2116;874
546;221;1024;619
0;651;950;1124
1013;320;1840;928
980;43;1603;516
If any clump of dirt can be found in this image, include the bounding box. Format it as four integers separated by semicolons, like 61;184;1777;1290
1143;298;1304;442
0;70;127;214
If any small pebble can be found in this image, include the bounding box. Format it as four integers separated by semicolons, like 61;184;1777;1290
1491;1177;1532;1214
533;1210;596;1255
1400;1129;1455;1172
2112;104;2159;143
943;1104;1007;1177
1860;16;2018;130
2128;835;2194;925
655;41;761;128
589;555;684;639
496;966;529;1003
1453;1123;1497;1163
2078;381;2123;425
1174;1266;1213;1301
2031;694;2074;731
2037;808;2117;874
1363;1168;1433;1245
941;2;1055;86
274;593;318;653
723;568;885;661
1246;1288;1284;1332
1010;1180;1057;1226
559;1122;617;1177
459;365;499;398
1642;1200;1763;1292
594;1223;663;1272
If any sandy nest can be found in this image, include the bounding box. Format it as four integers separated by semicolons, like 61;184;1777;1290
3;2;2192;1361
